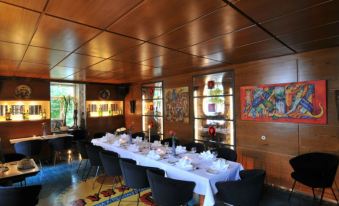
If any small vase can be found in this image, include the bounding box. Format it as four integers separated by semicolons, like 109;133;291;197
171;137;176;156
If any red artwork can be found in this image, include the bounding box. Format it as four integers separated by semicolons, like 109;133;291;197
240;80;327;124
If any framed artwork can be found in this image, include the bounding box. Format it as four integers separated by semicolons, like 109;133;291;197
165;87;189;123
14;84;32;99
240;80;327;124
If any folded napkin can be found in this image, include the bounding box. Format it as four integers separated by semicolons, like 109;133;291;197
133;136;143;143
113;140;121;147
200;151;215;160
175;157;193;170
152;141;162;148
156;147;166;156
128;144;140;152
147;150;161;160
175;146;187;154
211;159;229;171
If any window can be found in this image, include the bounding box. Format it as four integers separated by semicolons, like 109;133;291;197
141;82;163;139
193;71;235;147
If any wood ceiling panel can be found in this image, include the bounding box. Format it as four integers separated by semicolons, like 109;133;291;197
233;0;327;22
1;0;46;11
56;53;104;69
0;41;26;61
46;0;142;29
290;35;339;53
151;6;252;49
49;66;80;79
88;59;152;73
30;15;100;51
76;32;143;58
110;43;170;63
16;62;51;78
0;3;40;44
23;46;70;66
181;25;271;58
261;0;339;36
108;0;225;41
278;22;339;45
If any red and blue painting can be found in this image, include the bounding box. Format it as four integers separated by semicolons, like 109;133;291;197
240;80;327;124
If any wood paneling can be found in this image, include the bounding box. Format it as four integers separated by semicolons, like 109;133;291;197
1;0;46;11
0;41;26;61
23;46;70;66
31;15;100;51
290;36;339;53
0;3;39;44
87;116;124;137
16;62;51;78
108;0;225;40
56;53;104;69
76;32;143;59
46;0;142;29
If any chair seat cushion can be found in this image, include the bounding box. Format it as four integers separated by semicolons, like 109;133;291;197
291;171;327;188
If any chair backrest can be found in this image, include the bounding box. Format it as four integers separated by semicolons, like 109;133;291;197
161;138;180;147
0;185;42;206
93;132;106;139
146;170;195;206
132;132;145;139
119;159;164;189
150;134;160;143
183;142;205;153
3;153;26;163
72;129;87;141
216;169;266;206
99;150;122;177
290;152;339;187
85;144;103;166
76;140;89;159
14;140;43;157
213;147;237;162
48;136;72;151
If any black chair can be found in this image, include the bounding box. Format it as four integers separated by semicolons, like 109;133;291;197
183;142;205;153
98;150;122;194
76;140;90;178
85;144;103;188
289;152;339;204
216;169;266;206
72;129;87;141
0;185;42;206
161;138;180;147
119;158;164;206
212;147;237;162
150;134;160;143
132;132;145;139
93;132;106;139
146;169;196;206
14;140;43;167
3;153;26;163
48;136;73;165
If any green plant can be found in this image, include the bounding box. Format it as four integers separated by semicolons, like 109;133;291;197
209;88;224;104
60;95;72;126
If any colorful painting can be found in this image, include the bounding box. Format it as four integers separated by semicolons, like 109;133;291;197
165;87;189;123
240;80;327;124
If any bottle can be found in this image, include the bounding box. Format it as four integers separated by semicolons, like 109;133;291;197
5;108;11;121
42;109;46;119
24;110;29;120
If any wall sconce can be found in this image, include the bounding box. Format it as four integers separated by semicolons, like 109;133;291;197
130;100;136;113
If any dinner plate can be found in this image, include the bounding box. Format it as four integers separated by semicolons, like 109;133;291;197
0;166;9;172
206;168;219;174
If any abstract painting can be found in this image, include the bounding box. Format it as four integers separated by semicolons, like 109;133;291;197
240;80;327;124
165;87;189;123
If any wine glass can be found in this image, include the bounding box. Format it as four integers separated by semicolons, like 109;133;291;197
191;147;197;153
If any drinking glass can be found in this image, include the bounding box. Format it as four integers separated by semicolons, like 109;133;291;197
212;151;218;158
191;147;197;153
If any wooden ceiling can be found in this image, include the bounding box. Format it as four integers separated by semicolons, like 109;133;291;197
0;0;338;83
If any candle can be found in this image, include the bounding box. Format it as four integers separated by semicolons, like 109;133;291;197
148;124;151;143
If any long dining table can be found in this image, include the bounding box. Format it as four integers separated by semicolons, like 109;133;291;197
92;137;243;206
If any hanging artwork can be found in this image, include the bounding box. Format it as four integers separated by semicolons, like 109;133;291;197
165;87;189;123
240;80;327;124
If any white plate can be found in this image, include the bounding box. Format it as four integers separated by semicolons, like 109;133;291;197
206;168;219;174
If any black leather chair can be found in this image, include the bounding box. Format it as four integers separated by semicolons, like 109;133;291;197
146;169;196;206
85;144;103;186
76;140;90;177
72;129;87;141
212;147;237;162
161;138;180;147
0;185;42;206
98;150;122;194
132;132;145;139
183;142;205;153
150;134;160;143
119;158;164;206
289;152;339;204
14;140;43;167
48;136;73;165
216;169;266;206
3;153;26;163
93;132;106;139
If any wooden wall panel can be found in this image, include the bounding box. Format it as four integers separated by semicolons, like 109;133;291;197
86;116;124;137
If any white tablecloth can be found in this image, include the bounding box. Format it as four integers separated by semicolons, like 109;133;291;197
92;138;243;206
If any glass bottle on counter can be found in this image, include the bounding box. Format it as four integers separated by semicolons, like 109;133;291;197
42;109;47;119
5;108;11;120
23;110;29;120
98;106;103;117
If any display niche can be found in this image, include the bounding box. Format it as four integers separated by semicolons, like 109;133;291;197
86;100;123;118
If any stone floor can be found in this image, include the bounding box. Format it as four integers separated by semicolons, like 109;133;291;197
21;154;337;206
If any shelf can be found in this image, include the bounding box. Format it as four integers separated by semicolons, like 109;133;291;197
87;115;124;119
0;119;50;123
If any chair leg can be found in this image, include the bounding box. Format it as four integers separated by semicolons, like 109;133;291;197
312;188;316;200
77;159;83;174
137;189;140;206
98;175;106;194
92;166;100;189
85;166;93;182
319;188;325;206
81;160;89;180
289;180;296;201
330;187;338;204
118;186;125;206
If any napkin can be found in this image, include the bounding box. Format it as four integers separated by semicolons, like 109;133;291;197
128;144;140;152
152;141;162;148
133;136;143;143
175;146;187;154
211;159;229;171
113;140;121;147
147;150;161;160
156;147;166;156
200;151;215;160
175;157;193;170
